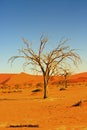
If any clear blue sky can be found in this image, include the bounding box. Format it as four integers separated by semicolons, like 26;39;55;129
0;0;87;73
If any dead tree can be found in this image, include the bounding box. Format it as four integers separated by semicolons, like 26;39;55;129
9;35;81;98
58;64;72;88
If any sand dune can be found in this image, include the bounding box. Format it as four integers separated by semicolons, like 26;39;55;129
0;72;87;87
0;74;16;84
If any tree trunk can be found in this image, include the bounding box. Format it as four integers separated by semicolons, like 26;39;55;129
64;75;67;88
44;84;47;99
43;76;48;99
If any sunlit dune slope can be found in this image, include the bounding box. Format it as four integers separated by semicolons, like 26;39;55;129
6;72;43;85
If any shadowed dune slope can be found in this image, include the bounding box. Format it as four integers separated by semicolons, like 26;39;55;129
0;74;16;84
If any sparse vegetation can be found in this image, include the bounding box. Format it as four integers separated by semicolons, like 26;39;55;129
36;82;43;87
14;84;20;89
9;34;81;98
1;88;22;93
28;83;32;87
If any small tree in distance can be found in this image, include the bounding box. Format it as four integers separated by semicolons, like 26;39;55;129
9;34;81;98
58;63;73;89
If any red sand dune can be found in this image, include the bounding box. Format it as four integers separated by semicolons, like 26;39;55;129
0;72;87;87
7;72;43;85
0;74;16;84
0;72;44;89
69;72;87;82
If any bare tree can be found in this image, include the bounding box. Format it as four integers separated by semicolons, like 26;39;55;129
58;63;73;88
9;35;81;98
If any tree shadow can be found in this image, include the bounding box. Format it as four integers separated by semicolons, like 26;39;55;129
8;124;39;128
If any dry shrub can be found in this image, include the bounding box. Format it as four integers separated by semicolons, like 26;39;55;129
36;82;43;87
28;83;32;87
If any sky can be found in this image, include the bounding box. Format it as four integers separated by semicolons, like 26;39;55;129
0;0;87;73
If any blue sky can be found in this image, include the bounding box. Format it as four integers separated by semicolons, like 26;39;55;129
0;0;87;73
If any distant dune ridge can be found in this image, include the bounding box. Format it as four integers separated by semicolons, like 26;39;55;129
0;72;87;87
69;72;87;82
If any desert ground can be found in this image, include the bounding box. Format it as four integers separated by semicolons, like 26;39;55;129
0;72;87;130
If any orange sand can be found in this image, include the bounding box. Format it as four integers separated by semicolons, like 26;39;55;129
0;72;87;129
